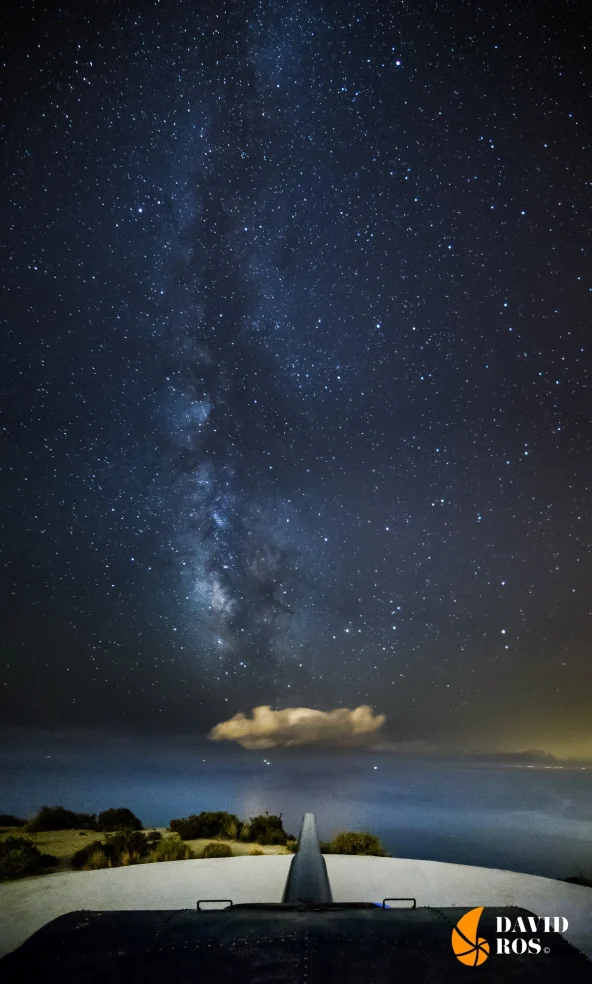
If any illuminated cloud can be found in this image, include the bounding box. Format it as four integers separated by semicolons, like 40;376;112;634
208;704;386;749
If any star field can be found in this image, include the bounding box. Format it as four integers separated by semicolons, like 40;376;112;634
1;0;591;756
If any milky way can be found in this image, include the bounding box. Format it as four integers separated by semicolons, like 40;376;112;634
2;1;591;755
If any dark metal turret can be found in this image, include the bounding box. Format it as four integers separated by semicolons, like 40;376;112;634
282;812;332;904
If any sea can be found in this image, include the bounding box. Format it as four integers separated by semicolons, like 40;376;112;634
2;743;591;882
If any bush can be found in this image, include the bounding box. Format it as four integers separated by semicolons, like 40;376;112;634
286;839;297;854
241;813;289;846
97;807;143;831
151;838;194;862
119;850;141;866
145;830;162;843
0;836;57;881
169;811;241;840
82;848;112;871
72;840;114;870
71;829;149;870
199;842;233;859
327;831;387;856
0;814;25;827
26;806;97;832
105;828;150;862
249;846;264;856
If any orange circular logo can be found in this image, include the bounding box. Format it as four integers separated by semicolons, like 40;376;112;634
452;906;490;966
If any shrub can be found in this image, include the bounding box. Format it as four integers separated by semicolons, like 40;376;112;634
286;839;297;854
0;836;57;881
71;829;149;870
72;840;114;870
97;808;143;831
169;811;241;840
82;848;112;871
26;806;97;832
241;813;289;846
105;828;150;860
119;850;142;866
327;831;387;856
249;846;264;856
152;838;194;862
145;830;162;843
199;842;233;859
0;814;25;827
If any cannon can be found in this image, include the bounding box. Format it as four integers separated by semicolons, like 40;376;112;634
1;812;590;982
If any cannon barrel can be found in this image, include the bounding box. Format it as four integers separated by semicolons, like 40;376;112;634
282;812;333;903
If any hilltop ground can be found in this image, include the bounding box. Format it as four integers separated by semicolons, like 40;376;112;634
0;827;290;877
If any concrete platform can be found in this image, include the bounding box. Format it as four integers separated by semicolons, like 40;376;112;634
1;855;591;960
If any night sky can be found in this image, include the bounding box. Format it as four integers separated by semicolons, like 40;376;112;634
2;0;591;758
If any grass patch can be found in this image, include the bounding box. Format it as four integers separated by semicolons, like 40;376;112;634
0;828;109;870
1;828;111;867
182;836;289;858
